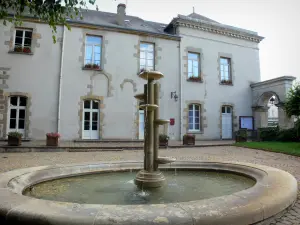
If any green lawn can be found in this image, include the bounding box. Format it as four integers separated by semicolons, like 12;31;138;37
234;142;300;156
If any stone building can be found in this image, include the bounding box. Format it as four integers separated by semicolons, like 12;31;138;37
0;4;295;140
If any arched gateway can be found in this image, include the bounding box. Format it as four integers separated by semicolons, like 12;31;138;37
250;76;296;129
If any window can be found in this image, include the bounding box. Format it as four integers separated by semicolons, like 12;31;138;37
85;35;102;66
14;29;33;51
8;96;27;136
222;106;232;114
188;52;200;78
220;57;231;81
188;104;200;131
140;42;154;71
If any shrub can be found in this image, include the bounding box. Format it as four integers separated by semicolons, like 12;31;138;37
277;128;299;142
258;127;279;141
8;131;23;138
159;134;169;141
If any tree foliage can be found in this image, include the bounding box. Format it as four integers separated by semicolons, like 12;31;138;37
0;0;97;42
285;82;300;118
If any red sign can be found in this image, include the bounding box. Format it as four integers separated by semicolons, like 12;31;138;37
170;118;175;126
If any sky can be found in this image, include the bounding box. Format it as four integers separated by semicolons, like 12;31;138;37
88;0;300;82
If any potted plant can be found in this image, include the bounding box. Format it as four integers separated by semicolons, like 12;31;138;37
220;80;232;85
187;76;202;82
235;129;248;142
46;132;61;146
23;47;31;54
183;134;195;145
159;134;169;148
7;131;23;146
92;64;100;70
14;46;23;52
84;64;92;69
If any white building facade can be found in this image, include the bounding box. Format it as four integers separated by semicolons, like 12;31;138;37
0;4;268;141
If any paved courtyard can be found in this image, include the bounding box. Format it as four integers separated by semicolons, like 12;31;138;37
0;146;299;224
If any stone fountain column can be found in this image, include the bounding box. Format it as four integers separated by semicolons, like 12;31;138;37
134;71;175;189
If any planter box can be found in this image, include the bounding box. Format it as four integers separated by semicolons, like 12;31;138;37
159;140;168;148
8;135;22;146
183;135;195;145
46;136;59;146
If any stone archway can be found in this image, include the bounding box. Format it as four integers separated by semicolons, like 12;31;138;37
251;76;296;129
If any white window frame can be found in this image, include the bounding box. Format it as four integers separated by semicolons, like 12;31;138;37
188;52;200;78
8;96;27;133
84;35;102;66
13;28;33;49
139;42;154;71
82;99;100;137
188;104;201;132
220;57;231;81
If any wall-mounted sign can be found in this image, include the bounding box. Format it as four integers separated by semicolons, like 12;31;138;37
170;118;175;126
239;116;254;130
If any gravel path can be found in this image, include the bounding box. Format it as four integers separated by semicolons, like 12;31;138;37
0;146;299;224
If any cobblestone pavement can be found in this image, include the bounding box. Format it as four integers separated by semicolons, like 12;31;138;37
0;146;299;224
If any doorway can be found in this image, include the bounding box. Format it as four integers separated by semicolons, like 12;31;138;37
82;100;100;139
221;106;233;139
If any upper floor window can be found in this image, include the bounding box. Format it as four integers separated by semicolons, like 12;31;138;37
188;104;200;132
188;52;200;78
220;57;231;82
85;35;102;69
140;42;154;71
14;29;33;53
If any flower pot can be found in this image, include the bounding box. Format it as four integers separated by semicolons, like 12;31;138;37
8;135;22;146
183;135;195;145
46;136;59;146
159;140;168;148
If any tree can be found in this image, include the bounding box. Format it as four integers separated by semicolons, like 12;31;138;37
285;82;300;118
0;0;97;42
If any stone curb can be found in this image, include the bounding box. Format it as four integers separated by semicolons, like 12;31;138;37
0;161;297;225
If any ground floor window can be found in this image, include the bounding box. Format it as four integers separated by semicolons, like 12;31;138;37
82;100;100;139
188;104;200;132
8;96;27;136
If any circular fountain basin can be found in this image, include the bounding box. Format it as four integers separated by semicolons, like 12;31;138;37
0;161;297;225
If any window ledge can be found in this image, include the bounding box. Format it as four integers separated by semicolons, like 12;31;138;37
219;82;233;86
186;79;203;83
8;51;33;55
187;131;204;134
82;67;102;71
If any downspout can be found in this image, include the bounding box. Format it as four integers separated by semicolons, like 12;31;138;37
57;26;65;133
178;29;183;141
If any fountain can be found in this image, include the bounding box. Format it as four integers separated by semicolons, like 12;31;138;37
134;71;175;188
0;71;298;225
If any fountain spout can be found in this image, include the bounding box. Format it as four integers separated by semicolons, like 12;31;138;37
134;71;176;189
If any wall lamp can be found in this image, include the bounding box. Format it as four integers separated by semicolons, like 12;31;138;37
171;91;178;102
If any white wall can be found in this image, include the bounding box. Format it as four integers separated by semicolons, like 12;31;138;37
0;22;62;139
179;27;261;139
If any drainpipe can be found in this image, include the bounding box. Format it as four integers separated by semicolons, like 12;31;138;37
57;26;65;133
178;36;182;141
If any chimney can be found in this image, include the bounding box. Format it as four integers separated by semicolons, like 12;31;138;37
117;3;126;26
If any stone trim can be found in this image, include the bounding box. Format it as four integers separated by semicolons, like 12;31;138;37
79;30;108;71
4;22;41;54
4;92;32;139
173;16;264;43
218;103;238;139
217;52;235;85
120;79;137;92
133;36;162;74
88;71;114;97
183;47;204;82
78;95;105;140
183;100;207;134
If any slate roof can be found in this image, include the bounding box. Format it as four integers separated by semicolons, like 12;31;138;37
186;13;220;24
68;9;174;38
